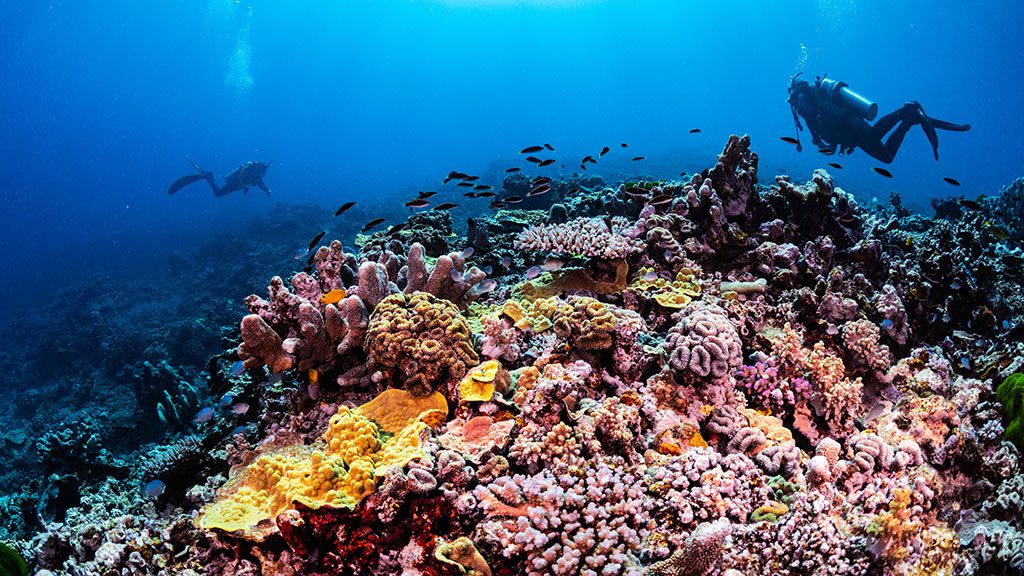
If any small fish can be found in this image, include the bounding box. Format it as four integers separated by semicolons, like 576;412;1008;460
958;199;983;211
482;265;493;275
620;142;628;147
308;231;326;251
582;155;595;165
219;394;234;407
873;167;893;178
961;357;971;370
230;360;246;376
632;156;645;161
643;270;658;282
649;194;673;206
538;159;556;167
680;171;688;177
943;177;961;186
268;373;283;385
418;191;437;199
520;145;545;154
880;319;894;331
579;163;587;171
780;136;798;144
334;201;356;216
501;256;512;267
526;156;543;164
193;407;215;424
1004;320;1012;330
600;146;610;156
309;369;319;384
525;265;541;279
230;403;250;416
462;175;480;182
505;195;524;204
828;163;843;169
989;225;1009;240
442;171;470;185
362;218;385;232
529;184;551;196
533;176;551;185
624;187;649;198
541;258;564;271
470;279;497;295
689;128;701;134
505;167;521;173
462;247;475;258
490;201;507;209
544;143;555;151
457;182;475;188
292;248;309;260
144;480;166;498
231;425;248;436
405;198;430;208
476;191;496;198
320;289;347;304
464;192;478;198
433;202;459;211
387;223;407;235
474;184;492;191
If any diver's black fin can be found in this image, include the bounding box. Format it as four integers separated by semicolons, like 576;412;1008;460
168;173;209;195
912;102;941;160
928;118;971;132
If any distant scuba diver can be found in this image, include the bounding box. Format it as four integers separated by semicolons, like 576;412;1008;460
167;157;273;196
787;74;970;163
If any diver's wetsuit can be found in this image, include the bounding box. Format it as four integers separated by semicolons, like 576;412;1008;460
168;158;273;196
788;76;970;164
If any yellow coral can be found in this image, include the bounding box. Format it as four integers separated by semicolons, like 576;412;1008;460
196;390;444;539
500;297;558;332
460;360;501;402
551;296;616;350
629;269;702;309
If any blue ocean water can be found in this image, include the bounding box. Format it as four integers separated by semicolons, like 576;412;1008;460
0;0;1020;322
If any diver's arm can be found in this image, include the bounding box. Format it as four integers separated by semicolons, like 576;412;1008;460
258;180;272;196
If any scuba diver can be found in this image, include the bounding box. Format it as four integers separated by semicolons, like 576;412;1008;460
787;74;970;164
167;157;273;196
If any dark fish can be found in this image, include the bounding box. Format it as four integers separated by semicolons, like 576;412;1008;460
569;188;580;195
543;143;555;151
464;192;478;198
529;184;551;196
580;163;587;171
405;199;430;208
457;182;475;188
520;145;544;154
362;218;385;232
620;142;628;148
632;156;646;161
649;194;673;206
538;159;556;167
334;201;356;216
624;187;649;198
505;195;524;204
386;223;407;234
474;184;492;190
819;147;836;156
989;225;1009;240
689;128;701;134
533;177;551;185
308;231;326;251
680;171;687;177
462;175;480;182
600;146;610;156
490;201;507;209
418;191;437;199
828;163;843;169
943;177;961;186
443;171;470;185
505;167;521;173
526;156;543;164
582;155;595;164
306;250;317;265
476;191;496;198
433;202;458;211
958;199;983;211
780;136;798;144
873;167;893;178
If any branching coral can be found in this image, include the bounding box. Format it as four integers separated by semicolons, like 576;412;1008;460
515;217;644;259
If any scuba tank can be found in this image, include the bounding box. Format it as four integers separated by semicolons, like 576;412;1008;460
818;77;878;121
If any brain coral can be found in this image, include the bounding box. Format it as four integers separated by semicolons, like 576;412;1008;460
551;295;617;350
664;302;742;386
365;292;479;397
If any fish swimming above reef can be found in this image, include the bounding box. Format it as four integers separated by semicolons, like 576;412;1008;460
405;199;430;208
308;231;326;251
505;167;521;173
632;156;646;161
144;480;166;498
689;128;702;134
873;167;894;178
193;407;214;424
828;163;843;169
600;146;610;156
362;218;385;232
433;202;459;211
520;145;544;154
780;136;798;144
442;171;470;185
943;177;961;186
334;201;356;216
538;159;556;167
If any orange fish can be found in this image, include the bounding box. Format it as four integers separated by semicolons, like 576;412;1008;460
309;369;319;384
320;289;347;304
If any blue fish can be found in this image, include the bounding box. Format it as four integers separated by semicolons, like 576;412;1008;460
219;394;234;407
880;319;894;331
194;406;215;424
961;357;971;370
268;373;283;385
292;248;308;260
231;360;246;376
144;479;166;498
1004;320;1012;330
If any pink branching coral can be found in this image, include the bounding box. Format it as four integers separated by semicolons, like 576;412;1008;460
735;356;811;414
474;463;651;576
515;217;644;259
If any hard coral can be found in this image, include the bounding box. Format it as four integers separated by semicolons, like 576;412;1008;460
552;295;617;351
664;302;742;387
365;292;479;397
515;217;644;259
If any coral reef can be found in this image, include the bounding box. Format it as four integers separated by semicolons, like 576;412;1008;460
4;138;1024;576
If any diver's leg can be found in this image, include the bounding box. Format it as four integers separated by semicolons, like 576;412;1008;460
870;103;919;139
860;119;917;164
